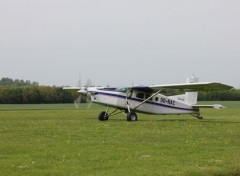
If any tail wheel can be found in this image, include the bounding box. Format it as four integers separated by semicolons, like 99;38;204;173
191;112;203;120
98;111;109;121
127;112;138;121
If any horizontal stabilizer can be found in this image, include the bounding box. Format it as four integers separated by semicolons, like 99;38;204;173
192;104;226;109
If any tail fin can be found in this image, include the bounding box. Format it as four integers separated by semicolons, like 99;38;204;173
185;75;199;105
185;92;198;105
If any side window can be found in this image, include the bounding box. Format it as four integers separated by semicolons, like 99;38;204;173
146;94;152;101
136;93;144;99
155;97;159;102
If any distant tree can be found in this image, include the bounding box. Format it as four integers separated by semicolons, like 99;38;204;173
198;90;240;101
38;86;55;103
0;77;38;87
0;87;22;103
22;86;41;104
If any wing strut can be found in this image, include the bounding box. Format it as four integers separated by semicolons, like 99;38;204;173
133;89;164;111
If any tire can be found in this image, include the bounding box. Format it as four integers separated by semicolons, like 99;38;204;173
127;112;137;121
98;111;109;121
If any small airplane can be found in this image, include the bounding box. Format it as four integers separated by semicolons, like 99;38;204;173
64;76;233;121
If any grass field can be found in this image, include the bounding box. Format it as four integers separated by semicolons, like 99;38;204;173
0;102;240;176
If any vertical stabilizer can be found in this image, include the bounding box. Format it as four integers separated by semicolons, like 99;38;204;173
185;92;198;105
185;75;199;105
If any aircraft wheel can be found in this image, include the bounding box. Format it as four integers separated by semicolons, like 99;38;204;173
98;111;109;121
127;112;138;121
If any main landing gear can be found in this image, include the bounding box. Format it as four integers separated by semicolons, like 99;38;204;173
127;111;138;121
98;107;138;122
98;111;109;121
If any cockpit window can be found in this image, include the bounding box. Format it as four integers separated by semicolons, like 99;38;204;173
136;92;145;99
115;87;129;92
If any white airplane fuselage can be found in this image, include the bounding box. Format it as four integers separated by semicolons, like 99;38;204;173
89;88;197;115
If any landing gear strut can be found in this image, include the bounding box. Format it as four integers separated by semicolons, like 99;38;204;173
191;112;203;120
98;107;125;121
98;107;138;122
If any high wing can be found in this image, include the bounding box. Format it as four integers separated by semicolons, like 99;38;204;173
132;82;233;92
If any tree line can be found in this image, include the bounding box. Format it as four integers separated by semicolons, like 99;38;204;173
0;77;240;104
0;78;78;104
198;90;240;101
0;77;38;87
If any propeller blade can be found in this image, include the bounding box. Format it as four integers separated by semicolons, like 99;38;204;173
86;78;93;88
86;92;92;103
77;74;82;87
87;101;93;109
74;95;82;109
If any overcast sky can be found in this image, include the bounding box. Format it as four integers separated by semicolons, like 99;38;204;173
0;0;239;88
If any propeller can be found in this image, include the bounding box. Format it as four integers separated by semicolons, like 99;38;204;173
73;78;94;109
87;101;93;109
72;75;83;109
86;78;93;88
74;96;81;109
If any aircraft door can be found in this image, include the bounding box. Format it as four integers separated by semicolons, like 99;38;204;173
144;93;153;112
134;92;153;112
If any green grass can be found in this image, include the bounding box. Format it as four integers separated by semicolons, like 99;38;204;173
0;102;240;176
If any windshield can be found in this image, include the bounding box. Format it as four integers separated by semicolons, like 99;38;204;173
115;87;129;92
